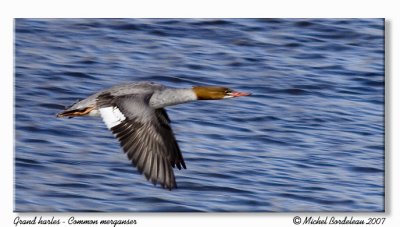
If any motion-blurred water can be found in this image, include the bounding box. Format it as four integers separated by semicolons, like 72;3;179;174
15;19;384;212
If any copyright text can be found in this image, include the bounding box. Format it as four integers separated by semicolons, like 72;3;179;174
293;216;386;225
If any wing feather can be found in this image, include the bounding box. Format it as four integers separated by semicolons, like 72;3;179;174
97;92;185;190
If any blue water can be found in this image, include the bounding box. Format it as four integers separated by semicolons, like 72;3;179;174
14;19;384;212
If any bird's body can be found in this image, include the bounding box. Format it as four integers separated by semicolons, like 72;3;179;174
57;81;250;190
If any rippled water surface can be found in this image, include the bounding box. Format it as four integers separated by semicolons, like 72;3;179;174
15;19;384;212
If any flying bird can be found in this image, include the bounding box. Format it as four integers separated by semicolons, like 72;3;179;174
57;81;250;190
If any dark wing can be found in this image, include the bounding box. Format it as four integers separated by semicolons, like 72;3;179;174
97;93;186;190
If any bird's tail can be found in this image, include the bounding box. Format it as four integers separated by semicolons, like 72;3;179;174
56;107;94;118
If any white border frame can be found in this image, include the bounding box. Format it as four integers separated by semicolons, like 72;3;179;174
1;1;398;226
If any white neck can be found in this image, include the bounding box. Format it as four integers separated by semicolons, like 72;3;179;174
149;88;197;109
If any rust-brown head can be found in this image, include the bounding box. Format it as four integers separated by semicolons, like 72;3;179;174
192;86;251;100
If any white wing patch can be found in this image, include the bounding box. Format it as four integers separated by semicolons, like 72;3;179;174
99;106;126;129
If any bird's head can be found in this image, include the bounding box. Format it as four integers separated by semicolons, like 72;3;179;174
192;86;251;100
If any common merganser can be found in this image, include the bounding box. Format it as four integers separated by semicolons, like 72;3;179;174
57;81;250;190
